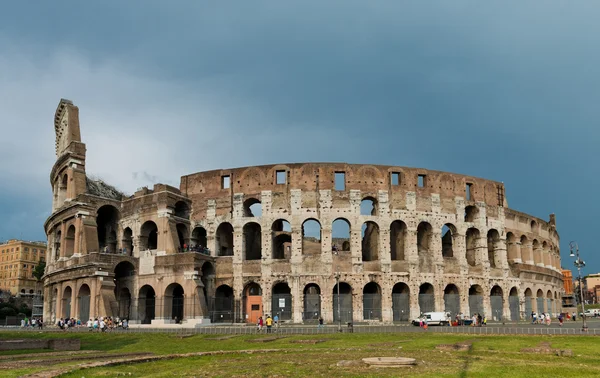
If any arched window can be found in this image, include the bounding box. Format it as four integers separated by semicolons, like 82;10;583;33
140;221;158;250
216;223;234;256
390;221;406;261
174;201;190;219
243;198;262;217
465;228;480;267
360;197;378;216
332;218;351;253
191;227;208;249
272;220;291;260
65;225;76;257
97;205;119;253
176;223;189;251
442;224;456;258
243;222;262;260
122;228;133;256
464;205;478;222
361;221;379;261
487;229;501;268
302;219;321;255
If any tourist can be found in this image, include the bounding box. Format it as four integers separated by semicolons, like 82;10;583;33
93;318;99;331
531;312;537;324
274;314;279;329
539;313;545;325
572;312;576;321
558;313;564;327
318;316;324;329
99;318;106;332
123;318;129;330
546;314;551;326
257;316;263;332
265;315;273;333
87;318;93;331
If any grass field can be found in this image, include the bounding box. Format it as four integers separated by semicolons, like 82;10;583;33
1;331;599;377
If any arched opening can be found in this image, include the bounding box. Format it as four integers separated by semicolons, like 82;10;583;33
509;287;520;321
272;220;291;260
490;285;504;320
216;222;234;256
164;283;184;322
116;287;131;319
444;284;460;318
303;284;321;321
417;222;433;272
62;286;72;319
138;285;156;324
200;261;215;308
302;219;321;255
243;282;262;323
360;197;378;216
361;221;379;261
190;227;208;253
243;222;262;260
392;283;410;321
465;228;480;267
390;220;407;261
520;235;531;263
173;201;190;219
97;205;119;253
524;288;533;317
530;220;538;233
140;221;158;250
77;284;90;321
363;282;382;320
506;232;519;262
546;290;553;316
122;227;133;255
468;285;484;315
419;283;435;314
54;230;61;260
243;198;262;217
465;205;478;222
487;229;501;268
442;224;456;258
532;239;542;266
58;173;68;204
272;282;292;320
212;285;234;323
65;225;75;257
176;223;189;251
114;261;134;318
332;218;351;253
333;282;353;323
536;289;545;313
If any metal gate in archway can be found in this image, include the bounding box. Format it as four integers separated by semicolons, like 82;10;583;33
536;297;545;313
272;294;292;320
490;296;503;321
78;295;90;322
303;294;321;321
363;294;382;320
546;299;553;315
509;296;520;321
333;294;353;323
524;297;533;318
418;294;435;314
469;295;483;316
392;294;410;321
444;294;460;318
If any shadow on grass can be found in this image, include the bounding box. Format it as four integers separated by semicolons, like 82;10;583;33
459;343;475;378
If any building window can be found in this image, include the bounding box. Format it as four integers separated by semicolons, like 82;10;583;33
276;170;287;184
391;172;400;186
418;174;426;188
466;183;473;200
25;247;29;252
221;175;231;189
335;172;345;191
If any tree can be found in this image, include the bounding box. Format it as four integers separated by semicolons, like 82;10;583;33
32;260;46;281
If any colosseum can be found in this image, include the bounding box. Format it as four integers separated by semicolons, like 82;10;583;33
43;99;563;326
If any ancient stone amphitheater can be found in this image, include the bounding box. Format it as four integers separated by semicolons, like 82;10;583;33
43;99;563;326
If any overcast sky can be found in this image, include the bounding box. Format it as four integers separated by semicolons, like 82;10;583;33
0;2;598;273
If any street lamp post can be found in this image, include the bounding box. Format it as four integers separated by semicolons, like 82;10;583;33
569;241;588;332
333;250;342;332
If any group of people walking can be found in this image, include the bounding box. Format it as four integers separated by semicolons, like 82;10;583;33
256;314;279;333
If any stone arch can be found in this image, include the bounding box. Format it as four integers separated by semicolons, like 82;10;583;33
272;282;292;320
333;282;353;323
520;235;532;263
524;287;534;316
243;282;262;324
122;227;133;255
302;219;321;256
417;222;433;272
363;282;382;320
243;198;262;217
536;289;545;313
173;201;190;219
65;225;75;257
361;221;379;261
490;285;504;320
97;205;120;253
116;287;132;320
164;283;184;322
419;283;435;314
62;286;72;319
243;222;262;260
442;223;457;258
465;205;478;222
272;219;291;259
54;229;62;260
530;220;539;233
77;284;91;321
468;284;484;315
140;221;158;250
360;196;378;216
332;218;351;253
303;283;321;321
444;284;460;317
212;285;234;323
176;223;190;251
532;239;542;265
138;285;156;324
546;289;554;315
506;232;519;262
465;228;480;267
216;222;234;256
509;287;520;321
392;283;410;321
390;220;407;261
191;226;208;249
487;229;501;268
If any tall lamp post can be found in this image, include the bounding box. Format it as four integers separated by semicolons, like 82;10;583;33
333;250;342;332
569;241;588;332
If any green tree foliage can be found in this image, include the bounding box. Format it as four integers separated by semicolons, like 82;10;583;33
33;260;46;281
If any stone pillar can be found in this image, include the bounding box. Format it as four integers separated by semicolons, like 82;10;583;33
71;284;78;319
522;241;533;265
454;233;467;267
355;289;364;322
534;243;544;267
321;225;333;265
381;284;392;323
497;238;509;270
350;227;362;273
410;283;420;319
502;289;511;320
292;277;302;323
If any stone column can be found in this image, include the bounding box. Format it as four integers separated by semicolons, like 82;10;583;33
71;283;78;319
410;283;420;319
522;241;533;265
381;283;393;323
292;277;302;323
497;239;509;270
321;224;333;265
350;227;362;273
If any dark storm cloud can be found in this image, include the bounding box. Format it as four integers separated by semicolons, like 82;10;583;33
0;1;599;271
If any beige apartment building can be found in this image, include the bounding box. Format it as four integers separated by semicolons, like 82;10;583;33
0;239;47;296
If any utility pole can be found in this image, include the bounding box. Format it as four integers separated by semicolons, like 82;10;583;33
569;241;588;332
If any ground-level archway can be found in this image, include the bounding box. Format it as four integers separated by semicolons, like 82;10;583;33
469;285;484;316
333;282;353;323
77;284;91;321
272;282;292;321
509;287;520;321
418;283;435;314
363;282;382;320
138;285;156;324
303;284;321;322
243;282;262;324
490;286;504;321
62;286;72;319
392;283;410;322
524;288;533;317
164;283;184;322
444;284;460;318
212;285;234;323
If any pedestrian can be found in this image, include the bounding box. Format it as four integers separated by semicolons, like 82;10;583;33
257;316;263;332
546;314;551;326
318;316;324;329
265;315;273;333
572;312;576;321
274;314;279;330
87;318;93;331
100;318;106;332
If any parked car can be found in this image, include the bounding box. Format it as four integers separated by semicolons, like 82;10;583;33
412;312;451;326
579;309;600;317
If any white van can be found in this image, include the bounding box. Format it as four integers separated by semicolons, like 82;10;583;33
412;312;451;326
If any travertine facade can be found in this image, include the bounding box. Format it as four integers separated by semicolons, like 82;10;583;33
43;99;563;326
